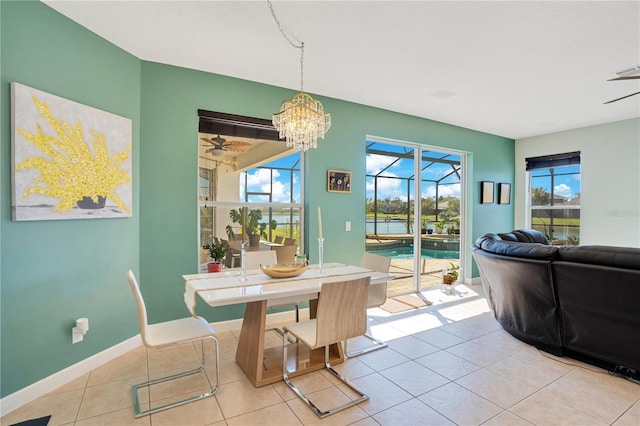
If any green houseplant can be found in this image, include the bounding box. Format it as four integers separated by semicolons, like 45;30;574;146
442;262;459;284
203;241;228;272
226;207;277;246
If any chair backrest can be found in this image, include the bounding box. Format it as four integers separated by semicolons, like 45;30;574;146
273;236;284;244
126;270;150;344
283;238;297;246
244;250;278;270
360;252;391;308
360;252;391;273
315;277;371;347
272;245;298;264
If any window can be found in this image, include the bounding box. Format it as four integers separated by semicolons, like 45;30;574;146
197;111;304;268
526;152;581;245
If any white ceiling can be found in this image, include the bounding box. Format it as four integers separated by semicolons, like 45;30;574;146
43;1;640;140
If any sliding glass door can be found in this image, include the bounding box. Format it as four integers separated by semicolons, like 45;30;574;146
365;138;463;296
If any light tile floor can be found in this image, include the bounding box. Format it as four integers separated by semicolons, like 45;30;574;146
3;284;640;426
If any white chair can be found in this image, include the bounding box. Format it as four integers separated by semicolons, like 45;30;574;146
283;277;371;418
344;252;392;357
245;251;301;335
126;270;219;417
243;250;277;270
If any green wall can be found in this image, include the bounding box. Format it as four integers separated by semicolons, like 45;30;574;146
1;1;514;399
1;2;141;397
138;61;514;324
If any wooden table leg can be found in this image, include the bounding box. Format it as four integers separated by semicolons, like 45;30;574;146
236;296;344;387
235;300;267;385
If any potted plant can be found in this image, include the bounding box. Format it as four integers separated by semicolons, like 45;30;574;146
226;207;277;247
452;218;461;234
441;261;459;295
203;241;228;272
434;221;445;234
442;262;459;284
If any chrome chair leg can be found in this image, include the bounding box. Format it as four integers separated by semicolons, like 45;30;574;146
282;331;368;418
268;304;299;343
131;336;219;418
345;325;388;358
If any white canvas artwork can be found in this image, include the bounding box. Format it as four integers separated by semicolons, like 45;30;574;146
11;82;132;221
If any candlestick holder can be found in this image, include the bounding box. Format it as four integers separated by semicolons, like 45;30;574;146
318;237;324;274
240;241;248;281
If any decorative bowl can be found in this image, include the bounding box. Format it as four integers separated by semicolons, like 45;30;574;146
260;263;309;279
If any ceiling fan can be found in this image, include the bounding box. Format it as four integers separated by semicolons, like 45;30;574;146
604;65;640;104
200;134;251;155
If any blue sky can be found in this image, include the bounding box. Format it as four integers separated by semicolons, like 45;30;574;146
242;155;301;203
366;143;462;201
531;165;581;200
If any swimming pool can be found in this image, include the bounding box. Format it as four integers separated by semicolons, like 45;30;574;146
368;245;459;260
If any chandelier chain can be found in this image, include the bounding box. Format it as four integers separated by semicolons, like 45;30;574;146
268;0;304;92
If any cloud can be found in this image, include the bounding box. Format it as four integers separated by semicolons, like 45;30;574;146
423;183;461;198
246;169;290;202
366;154;399;174
366;174;404;199
554;183;572;198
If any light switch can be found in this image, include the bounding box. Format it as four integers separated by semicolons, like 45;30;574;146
345;221;351;231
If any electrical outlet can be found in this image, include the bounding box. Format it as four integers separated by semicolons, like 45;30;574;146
345;221;351;231
72;327;84;344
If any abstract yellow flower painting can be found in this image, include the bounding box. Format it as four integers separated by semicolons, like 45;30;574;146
11;83;132;220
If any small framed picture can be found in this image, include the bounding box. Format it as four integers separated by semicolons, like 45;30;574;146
481;181;494;204
327;170;351;193
498;183;511;205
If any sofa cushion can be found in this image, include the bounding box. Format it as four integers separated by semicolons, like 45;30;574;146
513;229;550;244
475;232;558;261
557;245;640;270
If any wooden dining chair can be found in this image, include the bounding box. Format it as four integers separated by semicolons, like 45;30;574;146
344;252;392;357
126;270;219;417
271;245;298;264
221;239;240;268
244;250;277;270
282;277;371;418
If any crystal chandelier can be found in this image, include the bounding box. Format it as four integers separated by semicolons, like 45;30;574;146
268;1;331;152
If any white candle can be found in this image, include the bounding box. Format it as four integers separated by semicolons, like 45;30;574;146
318;207;323;240
242;207;246;239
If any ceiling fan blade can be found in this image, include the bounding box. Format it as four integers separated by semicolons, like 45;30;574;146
225;146;249;153
604;91;640;104
222;141;251;152
607;76;640;81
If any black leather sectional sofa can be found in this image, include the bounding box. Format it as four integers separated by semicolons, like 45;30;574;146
472;229;640;376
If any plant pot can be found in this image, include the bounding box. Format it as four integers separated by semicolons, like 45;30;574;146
443;275;456;284
77;195;106;209
249;235;260;247
207;262;222;273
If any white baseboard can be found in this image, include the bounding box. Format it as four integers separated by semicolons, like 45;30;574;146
0;335;142;417
0;308;306;416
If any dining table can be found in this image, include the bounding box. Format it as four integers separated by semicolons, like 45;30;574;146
226;240;282;252
183;262;394;387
